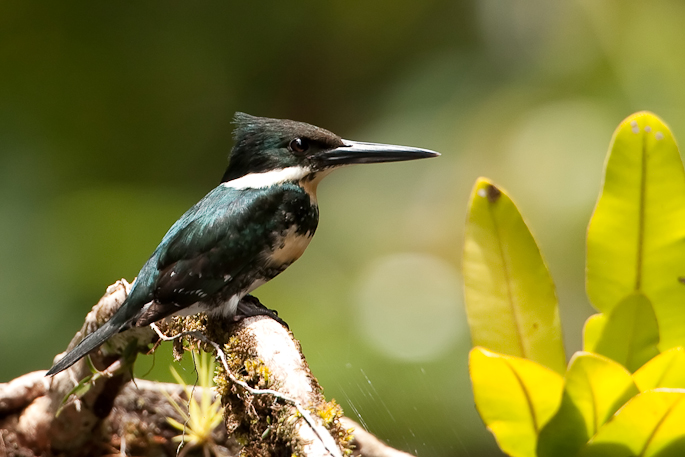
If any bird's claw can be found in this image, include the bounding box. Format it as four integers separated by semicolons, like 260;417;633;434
235;295;289;329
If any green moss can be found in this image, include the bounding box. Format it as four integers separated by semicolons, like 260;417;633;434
315;399;354;455
159;313;353;456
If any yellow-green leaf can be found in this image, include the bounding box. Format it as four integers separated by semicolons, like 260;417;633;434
633;347;685;391
469;347;564;457
538;352;639;457
463;178;565;373
587;111;685;350
56;374;94;417
581;389;685;457
585;293;659;372
583;314;606;353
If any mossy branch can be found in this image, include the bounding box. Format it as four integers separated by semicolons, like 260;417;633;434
0;280;416;457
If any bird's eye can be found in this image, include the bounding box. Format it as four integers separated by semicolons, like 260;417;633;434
289;138;309;154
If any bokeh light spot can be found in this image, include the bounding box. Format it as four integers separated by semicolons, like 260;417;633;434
353;253;464;362
504;100;613;212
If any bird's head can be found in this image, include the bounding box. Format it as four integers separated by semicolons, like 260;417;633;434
221;113;439;185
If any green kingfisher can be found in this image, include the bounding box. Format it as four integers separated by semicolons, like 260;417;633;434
47;113;439;376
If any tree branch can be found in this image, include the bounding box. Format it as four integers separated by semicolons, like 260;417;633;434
0;280;417;457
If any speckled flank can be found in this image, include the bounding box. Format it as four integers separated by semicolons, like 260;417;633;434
268;226;314;267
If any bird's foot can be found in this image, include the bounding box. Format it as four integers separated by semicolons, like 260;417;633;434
235;295;289;329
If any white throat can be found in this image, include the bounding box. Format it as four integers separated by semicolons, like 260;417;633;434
221;165;332;203
222;166;311;190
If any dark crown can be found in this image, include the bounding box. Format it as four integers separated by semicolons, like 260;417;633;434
221;113;343;183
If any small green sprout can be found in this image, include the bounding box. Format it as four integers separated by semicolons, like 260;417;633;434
163;351;224;456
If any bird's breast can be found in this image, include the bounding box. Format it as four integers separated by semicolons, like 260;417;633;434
267;225;314;268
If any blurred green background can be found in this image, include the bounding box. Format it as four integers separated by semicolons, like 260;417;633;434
2;1;685;455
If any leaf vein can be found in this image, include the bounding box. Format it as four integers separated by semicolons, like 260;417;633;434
639;395;682;456
488;199;527;358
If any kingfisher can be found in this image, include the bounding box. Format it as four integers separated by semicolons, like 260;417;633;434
47;113;439;376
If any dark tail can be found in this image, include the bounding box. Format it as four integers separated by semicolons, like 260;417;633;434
46;319;125;376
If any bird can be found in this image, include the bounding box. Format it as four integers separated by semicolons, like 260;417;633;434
46;113;439;376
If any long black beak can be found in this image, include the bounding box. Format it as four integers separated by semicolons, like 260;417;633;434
316;139;439;167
